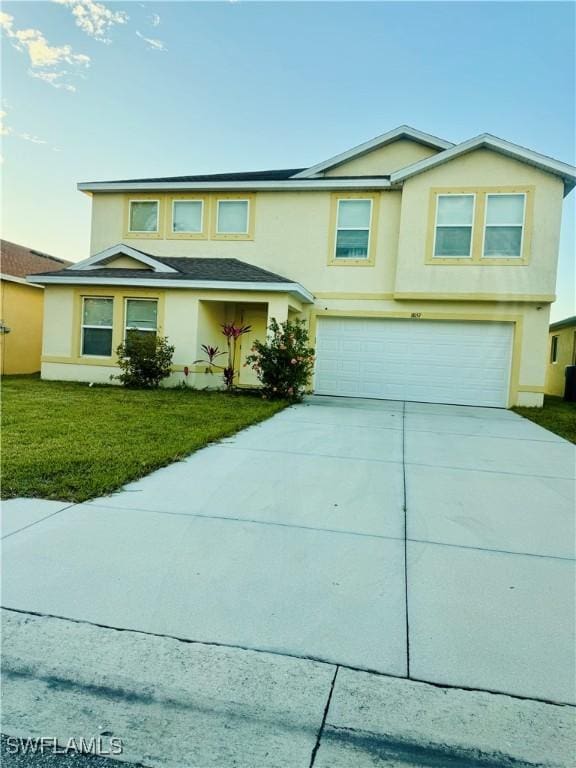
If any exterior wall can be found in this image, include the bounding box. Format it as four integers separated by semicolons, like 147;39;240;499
323;140;439;177
41;285;287;390
545;324;576;396
0;280;44;374
89;151;564;306
40;283;548;406
395;150;564;299
90;190;403;297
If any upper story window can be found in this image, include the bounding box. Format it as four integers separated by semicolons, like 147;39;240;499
125;299;158;346
82;297;113;357
217;200;249;234
335;199;373;259
483;194;525;258
433;194;475;258
129;200;159;233
172;200;203;233
427;187;533;265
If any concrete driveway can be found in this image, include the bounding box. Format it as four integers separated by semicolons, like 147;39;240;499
2;397;575;705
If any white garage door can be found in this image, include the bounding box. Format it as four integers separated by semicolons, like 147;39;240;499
314;318;513;407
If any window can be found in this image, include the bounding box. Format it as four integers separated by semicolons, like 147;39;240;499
82;297;113;356
172;200;203;233
483;194;525;258
217;200;249;234
550;335;559;364
129;200;159;233
335;199;372;259
434;195;475;258
125;299;158;346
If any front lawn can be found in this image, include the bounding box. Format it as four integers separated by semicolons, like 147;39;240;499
1;377;287;502
514;396;576;444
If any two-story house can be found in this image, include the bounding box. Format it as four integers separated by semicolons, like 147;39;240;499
30;126;575;408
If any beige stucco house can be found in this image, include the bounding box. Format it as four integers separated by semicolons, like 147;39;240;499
545;316;576;396
30;126;576;407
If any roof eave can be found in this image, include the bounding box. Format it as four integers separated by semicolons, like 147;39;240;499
390;134;576;192
26;274;315;304
77;179;393;192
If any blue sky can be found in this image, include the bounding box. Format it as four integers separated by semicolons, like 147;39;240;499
1;1;574;319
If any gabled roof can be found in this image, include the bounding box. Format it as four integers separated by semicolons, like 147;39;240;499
1;239;71;278
550;315;576;331
291;125;453;179
71;244;178;273
29;245;314;303
76;126;576;195
390;134;576;194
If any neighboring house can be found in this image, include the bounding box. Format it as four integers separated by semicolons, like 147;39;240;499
1;240;70;374
546;316;576;396
29;125;576;407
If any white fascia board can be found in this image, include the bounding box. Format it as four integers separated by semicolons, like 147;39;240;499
77;179;392;192
2;273;43;288
70;244;178;273
390;134;576;191
28;275;315;304
291;126;454;179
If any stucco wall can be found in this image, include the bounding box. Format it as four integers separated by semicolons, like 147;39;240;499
89;190;403;296
545;324;576;396
0;280;44;374
40;282;549;405
395;150;564;298
89;151;564;305
323;139;438;176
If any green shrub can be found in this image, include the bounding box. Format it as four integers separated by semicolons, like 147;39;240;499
245;318;315;401
113;334;174;388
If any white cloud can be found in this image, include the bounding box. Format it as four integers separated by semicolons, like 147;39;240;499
0;11;89;91
0;110;12;136
136;30;166;51
28;69;77;92
0;109;50;147
53;0;128;44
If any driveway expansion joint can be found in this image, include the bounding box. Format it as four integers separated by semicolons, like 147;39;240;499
309;666;339;768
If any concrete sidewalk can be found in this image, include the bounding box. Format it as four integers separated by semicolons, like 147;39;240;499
2;397;575;706
2;610;575;768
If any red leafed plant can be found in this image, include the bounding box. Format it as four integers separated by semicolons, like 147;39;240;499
194;324;251;391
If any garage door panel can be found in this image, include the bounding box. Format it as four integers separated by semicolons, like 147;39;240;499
314;318;513;408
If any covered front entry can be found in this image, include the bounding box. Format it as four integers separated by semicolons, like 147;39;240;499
314;317;514;407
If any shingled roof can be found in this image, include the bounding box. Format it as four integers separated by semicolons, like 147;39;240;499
32;255;293;283
98;169;306;184
1;239;71;278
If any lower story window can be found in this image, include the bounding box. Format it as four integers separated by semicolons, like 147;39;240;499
82;297;113;356
550;335;559;363
125;298;158;346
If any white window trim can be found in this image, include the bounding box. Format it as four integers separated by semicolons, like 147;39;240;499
171;199;204;234
216;199;250;235
334;198;373;260
81;297;114;358
128;199;160;234
481;192;526;260
124;297;158;342
433;193;476;259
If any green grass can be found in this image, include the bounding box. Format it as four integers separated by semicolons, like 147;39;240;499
1;376;287;502
514;396;576;444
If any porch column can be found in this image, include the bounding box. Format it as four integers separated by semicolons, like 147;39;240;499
266;296;289;331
